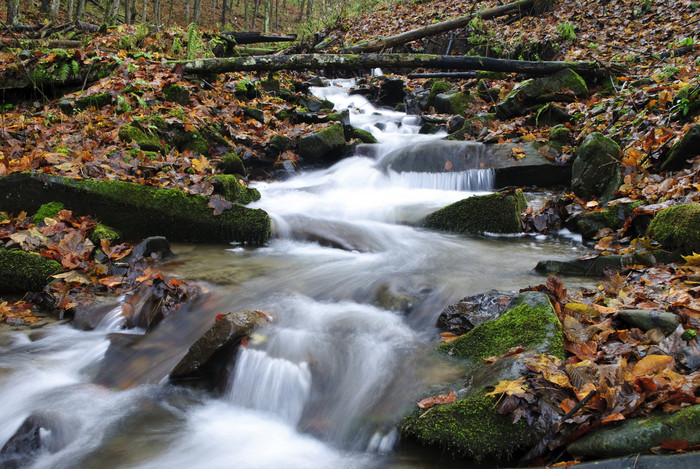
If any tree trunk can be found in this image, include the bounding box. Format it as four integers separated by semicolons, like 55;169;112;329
344;0;537;53
193;0;201;24
74;0;85;21
178;53;624;77
7;0;20;25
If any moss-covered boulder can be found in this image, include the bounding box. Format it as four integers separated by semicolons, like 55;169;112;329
568;404;700;459
210;175;261;205
648;203;700;255
0;249;62;293
218;152;246;175
118;124;165;154
496;69;588;119
162;84;190;105
434;90;474;115
0;173;270;244
400;292;564;462
571;132;622;202
32;201;64;224
660;124;700;171
424;191;525;235
297;123;347;163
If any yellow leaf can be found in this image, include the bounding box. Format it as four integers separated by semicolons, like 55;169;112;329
485;377;528;397
682;252;700;266
632;354;674;377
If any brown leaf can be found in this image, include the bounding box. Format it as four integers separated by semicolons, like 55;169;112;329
416;390;457;409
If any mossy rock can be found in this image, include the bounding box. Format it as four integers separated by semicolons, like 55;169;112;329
434;90;474;115
400;393;531;462
660;124;700;171
437;292;564;364
32;201;64;224
210;175;261;205
297;123;347;163
426;80;452;109
424;191;525;235
89;223;120;245
346;126;377;144
568;404;700;459
242;106;265;123
496;69;588;119
400;292;563;461
571;132;622;202
75;92;112;110
0;173;270;245
0;248;62;293
118;124;165;154
648;204;700;255
162;84;190;105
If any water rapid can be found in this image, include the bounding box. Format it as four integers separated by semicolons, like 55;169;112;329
0;76;592;469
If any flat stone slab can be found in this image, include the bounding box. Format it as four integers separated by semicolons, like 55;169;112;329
375;140;570;188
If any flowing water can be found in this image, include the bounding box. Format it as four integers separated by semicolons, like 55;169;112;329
0;77;593;469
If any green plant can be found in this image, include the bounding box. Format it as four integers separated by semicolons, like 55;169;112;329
557;21;576;41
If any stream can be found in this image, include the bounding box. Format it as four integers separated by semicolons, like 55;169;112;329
0;77;593;468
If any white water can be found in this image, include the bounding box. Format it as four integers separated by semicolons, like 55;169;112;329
0;77;592;469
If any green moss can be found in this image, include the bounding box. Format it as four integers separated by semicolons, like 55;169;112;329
0;248;62;293
648;203;700;254
75;92;112;110
437;295;564;364
0;173;271;245
162;84;190;105
118;124;165;154
89;223;120;245
218;152;246;175
210;175;261;205
424;192;523;234
400;393;530;461
33;201;64;224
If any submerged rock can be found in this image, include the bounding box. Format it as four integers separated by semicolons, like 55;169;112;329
424;190;526;235
400;292;564;462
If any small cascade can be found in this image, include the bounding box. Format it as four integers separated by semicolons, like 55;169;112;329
387;168;494;191
227;348;312;425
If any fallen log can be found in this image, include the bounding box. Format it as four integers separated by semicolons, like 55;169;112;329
179;53;624;77
219;31;297;44
343;0;539;53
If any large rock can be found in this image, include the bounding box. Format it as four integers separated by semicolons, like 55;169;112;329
571;132;622;202
170;309;270;380
496;69;588;119
567;404;700;459
0;249;62;293
297;123;347;163
647;203;700;255
0;173;271;244
400;292;564;462
424;190;526;235
377;140;571;188
660;124;700;171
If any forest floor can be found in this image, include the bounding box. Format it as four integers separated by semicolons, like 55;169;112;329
1;0;700;464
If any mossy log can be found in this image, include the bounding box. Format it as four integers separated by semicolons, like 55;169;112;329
343;0;539;53
0;173;270;245
179;54;623;78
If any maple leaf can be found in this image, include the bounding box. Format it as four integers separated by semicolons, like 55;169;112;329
208;194;233;216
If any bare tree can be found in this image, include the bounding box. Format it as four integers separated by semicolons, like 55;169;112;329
7;0;20;25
